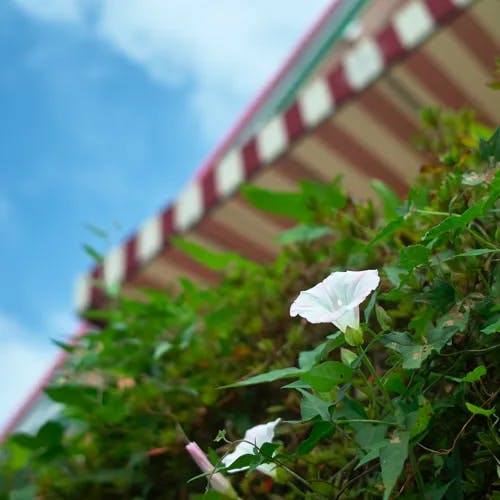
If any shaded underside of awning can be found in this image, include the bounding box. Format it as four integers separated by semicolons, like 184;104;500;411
75;0;500;315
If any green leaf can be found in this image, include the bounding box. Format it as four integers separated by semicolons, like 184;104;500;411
9;485;36;500
381;332;433;369
325;331;346;349
384;313;467;369
51;338;75;353
487;81;500;90
296;421;335;455
453;248;500;258
417;281;456;313
214;430;227;443
298;341;331;370
172;237;255;271
10;433;40;451
282;380;312;390
355;422;388;454
423;201;486;240
259;442;280;459
368;217;404;247
481;318;500;335
364;291;378;322
222;367;304;388
84;222;108;239
340;348;357;367
44;384;98;412
224;453;260;472
82;244;103;263
375;305;392;331
298;390;332;421
97;393;130;424
478;127;500;162
277;224;331;244
383;372;406;395
422;481;454;500
301;361;353;392
242;185;308;221
379;431;409;500
428;310;469;348
408;399;432;438
371;179;400;220
37;421;64;446
399;244;430;271
465;402;495;417
461;365;487;383
300;178;347;210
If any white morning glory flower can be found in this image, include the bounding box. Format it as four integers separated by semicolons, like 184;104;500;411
290;270;380;334
222;418;281;477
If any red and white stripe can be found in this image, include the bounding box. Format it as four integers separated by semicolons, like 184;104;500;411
75;0;475;314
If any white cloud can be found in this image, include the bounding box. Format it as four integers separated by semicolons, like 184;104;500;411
0;312;68;433
12;0;330;139
97;0;330;138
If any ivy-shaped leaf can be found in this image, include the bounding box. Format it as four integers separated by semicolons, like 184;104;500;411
298;342;330;370
242;185;309;221
300;361;353;392
465;402;495;417
478;127;500;162
379;431;409;500
277;224;331;244
481;318;500;335
408;398;432;438
298;389;333;421
399;244;430;271
381;332;434;369
368;217;405;247
173;237;255;271
423;200;486;241
296;421;335;455
223;367;304;388
371;179;401;220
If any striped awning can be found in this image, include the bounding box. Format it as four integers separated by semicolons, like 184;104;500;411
75;0;500;315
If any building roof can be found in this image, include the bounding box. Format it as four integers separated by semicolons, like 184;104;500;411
74;0;500;315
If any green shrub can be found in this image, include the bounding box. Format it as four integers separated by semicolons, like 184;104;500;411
1;109;498;499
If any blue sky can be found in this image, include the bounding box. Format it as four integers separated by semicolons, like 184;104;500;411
0;0;329;430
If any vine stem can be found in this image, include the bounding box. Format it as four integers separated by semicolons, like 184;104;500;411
355;362;383;412
466;226;498;249
222;440;314;493
332;418;396;426
357;345;392;408
409;446;425;495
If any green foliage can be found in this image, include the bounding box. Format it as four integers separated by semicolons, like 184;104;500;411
1;111;499;499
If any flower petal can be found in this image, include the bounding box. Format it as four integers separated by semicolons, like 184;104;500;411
222;442;254;473
290;270;379;332
222;419;281;475
290;289;339;323
332;306;359;333
243;418;281;448
322;270;380;311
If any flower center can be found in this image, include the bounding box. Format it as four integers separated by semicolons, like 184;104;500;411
337;299;343;306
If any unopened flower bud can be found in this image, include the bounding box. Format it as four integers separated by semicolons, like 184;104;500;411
344;326;363;346
340;347;357;366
